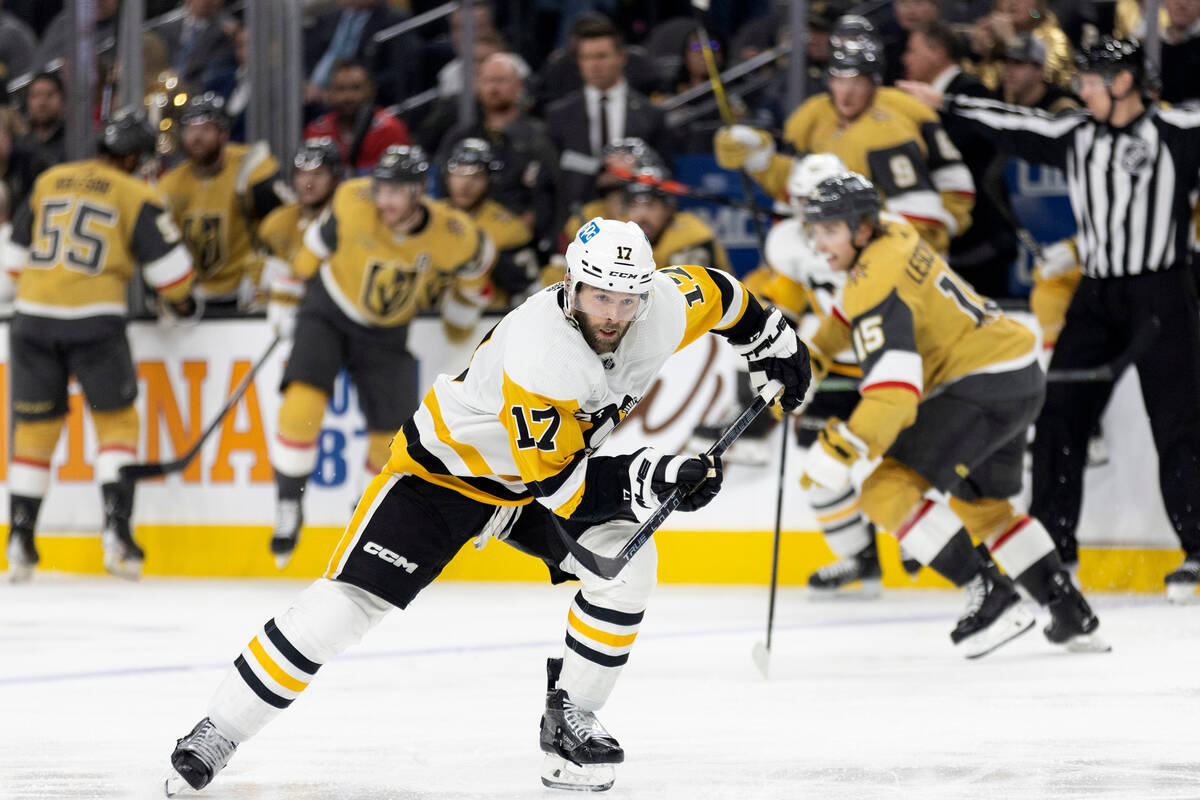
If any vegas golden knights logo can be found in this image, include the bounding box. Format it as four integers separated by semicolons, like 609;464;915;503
182;214;224;276
363;254;430;319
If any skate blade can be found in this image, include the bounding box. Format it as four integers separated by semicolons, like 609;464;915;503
1064;632;1112;653
7;563;34;583
960;604;1036;659
540;754;614;792
164;770;190;797
1166;583;1199;605
103;555;144;581
751;641;770;678
807;578;882;601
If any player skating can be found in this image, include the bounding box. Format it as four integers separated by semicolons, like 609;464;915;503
164;217;811;794
799;173;1108;657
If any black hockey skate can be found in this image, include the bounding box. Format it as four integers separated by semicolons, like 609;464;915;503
950;571;1035;659
540;657;622;792
270;498;303;569
165;717;238;796
6;528;38;583
808;545;882;598
1044;571;1111;652
1164;559;1199;605
101;481;143;580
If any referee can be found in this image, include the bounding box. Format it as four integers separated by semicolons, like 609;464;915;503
899;37;1200;602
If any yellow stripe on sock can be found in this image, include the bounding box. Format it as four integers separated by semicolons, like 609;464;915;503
567;609;638;648
248;636;310;693
816;502;860;526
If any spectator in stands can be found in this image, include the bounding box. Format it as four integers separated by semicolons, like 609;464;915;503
0;105;34;210
544;14;673;221
999;33;1079;112
533;12;664;112
303;59;412;174
158;0;238;94
210;19;250;141
34;0;118;73
436;2;530;98
968;0;1073;91
884;0;942;84
0;0;35;86
416;29;509;153
669;28;733;154
304;0;422;110
16;72;64;174
1157;0;1200;103
435;52;557;252
904;21;1017;299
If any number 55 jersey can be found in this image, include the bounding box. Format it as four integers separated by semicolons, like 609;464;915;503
7;159;195;320
811;220;1038;457
386;265;755;519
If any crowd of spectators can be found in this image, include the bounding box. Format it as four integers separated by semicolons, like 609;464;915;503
0;0;1196;305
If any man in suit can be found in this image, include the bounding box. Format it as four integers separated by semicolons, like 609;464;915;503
544;14;673;228
157;0;238;95
903;20;1017;298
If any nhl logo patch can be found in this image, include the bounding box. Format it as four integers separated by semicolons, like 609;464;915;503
1120;139;1152;174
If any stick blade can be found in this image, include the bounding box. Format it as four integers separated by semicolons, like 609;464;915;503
751;641;771;678
119;463;172;482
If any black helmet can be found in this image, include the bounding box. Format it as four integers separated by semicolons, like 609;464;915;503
1075;37;1144;87
372;145;430;184
803;173;882;228
98;108;157;158
179;91;231;128
828;36;885;83
445;137;503;176
622;166;674;206
830;14;878;47
602;137;664;170
294;137;343;176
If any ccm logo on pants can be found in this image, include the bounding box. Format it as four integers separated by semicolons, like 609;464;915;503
363;541;419;573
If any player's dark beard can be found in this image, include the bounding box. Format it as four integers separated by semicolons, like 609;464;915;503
578;316;631;354
189;142;222;171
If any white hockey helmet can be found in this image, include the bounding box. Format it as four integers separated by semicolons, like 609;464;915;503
563;217;656;323
787;153;849;216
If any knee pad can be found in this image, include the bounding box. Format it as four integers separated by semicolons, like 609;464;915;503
274;382;328;477
11;417;65;497
566;522;658;613
278;578;392;664
949;496;1018;543
91;405;139;484
365;431;392;475
859;458;931;532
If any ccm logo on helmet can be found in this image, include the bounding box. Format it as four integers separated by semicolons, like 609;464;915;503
610;271;641;279
363;541;419;573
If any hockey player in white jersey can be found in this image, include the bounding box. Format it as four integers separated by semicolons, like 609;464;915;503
164;218;812;795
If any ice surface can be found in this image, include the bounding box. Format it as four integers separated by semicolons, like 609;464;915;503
1;576;1197;800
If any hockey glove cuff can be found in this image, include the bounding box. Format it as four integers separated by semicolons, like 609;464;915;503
714;125;775;173
626;448;725;521
265;260;305;341
1035;239;1077;279
729;307;813;413
801;418;867;492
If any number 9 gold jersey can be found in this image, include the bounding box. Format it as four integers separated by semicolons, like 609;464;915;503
7;159;195;319
810;219;1038;457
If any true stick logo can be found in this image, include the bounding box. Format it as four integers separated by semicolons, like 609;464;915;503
363;541;419;573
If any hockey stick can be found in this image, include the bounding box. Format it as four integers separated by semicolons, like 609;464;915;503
691;0;769;256
606;166;778;217
545;380;784;581
1046;315;1161;383
119;335;283;483
751;410;789;678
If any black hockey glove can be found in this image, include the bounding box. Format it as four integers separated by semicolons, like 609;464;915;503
729;307;812;412
626;448;724;521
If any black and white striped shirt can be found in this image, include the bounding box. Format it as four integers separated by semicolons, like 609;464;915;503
943;96;1200;279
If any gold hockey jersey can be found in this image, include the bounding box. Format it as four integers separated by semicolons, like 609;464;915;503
752;87;975;254
257;202;316;264
651;211;731;272
383;265;753;516
6;159;195;319
159;142;290;299
294;179;494;329
817;221;1037;456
